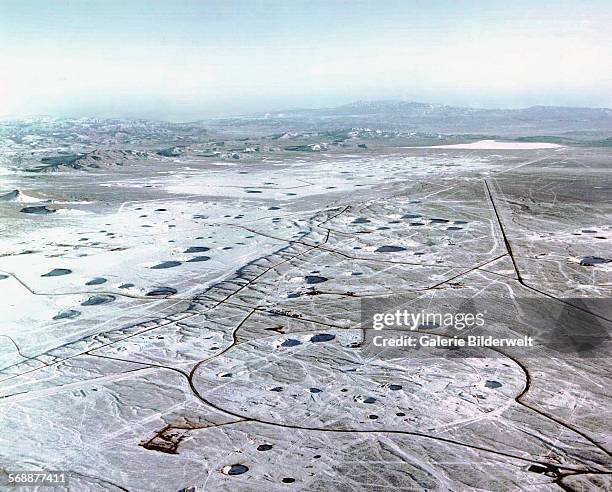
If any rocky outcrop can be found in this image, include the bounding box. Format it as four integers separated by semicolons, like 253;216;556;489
29;149;151;172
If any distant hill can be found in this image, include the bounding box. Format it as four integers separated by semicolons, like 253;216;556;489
28;149;151;172
276;100;611;118
245;100;612;135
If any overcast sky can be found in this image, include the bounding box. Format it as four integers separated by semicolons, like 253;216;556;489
1;0;611;120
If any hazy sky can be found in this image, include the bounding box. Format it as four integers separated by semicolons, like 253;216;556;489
1;0;611;120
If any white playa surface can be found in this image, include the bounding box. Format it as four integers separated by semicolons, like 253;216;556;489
404;139;564;150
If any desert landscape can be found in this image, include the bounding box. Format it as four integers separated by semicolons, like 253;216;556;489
0;103;610;490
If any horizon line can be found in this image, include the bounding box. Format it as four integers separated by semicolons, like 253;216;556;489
1;99;611;125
